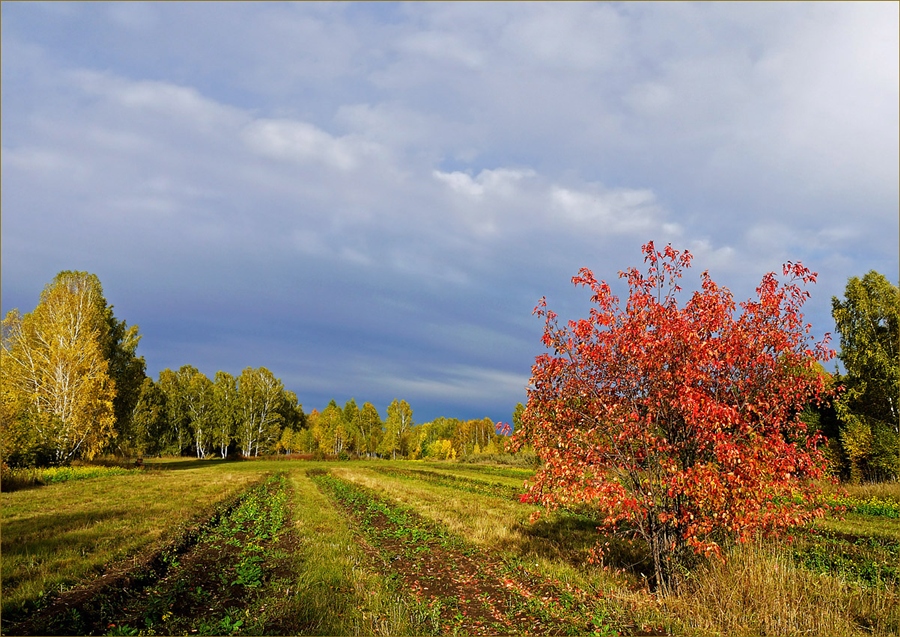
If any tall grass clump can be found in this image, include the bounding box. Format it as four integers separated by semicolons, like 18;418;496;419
843;481;900;504
830;494;900;518
668;541;899;636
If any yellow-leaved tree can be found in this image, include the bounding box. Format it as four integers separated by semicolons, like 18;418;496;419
1;272;117;465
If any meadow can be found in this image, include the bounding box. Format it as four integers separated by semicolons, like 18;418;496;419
1;458;898;636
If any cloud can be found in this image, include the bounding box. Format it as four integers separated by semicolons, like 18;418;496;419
106;3;159;31
243;119;382;171
432;168;534;199
398;31;485;69
550;186;665;235
2;2;896;420
379;365;531;406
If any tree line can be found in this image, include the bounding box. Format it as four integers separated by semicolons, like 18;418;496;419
0;271;510;467
1;268;895;479
129;376;510;461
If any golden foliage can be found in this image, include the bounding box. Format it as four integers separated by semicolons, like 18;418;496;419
1;272;116;464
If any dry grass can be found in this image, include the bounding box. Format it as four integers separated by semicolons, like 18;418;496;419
335;462;899;636
843;480;900;503
331;464;534;549
665;541;899;636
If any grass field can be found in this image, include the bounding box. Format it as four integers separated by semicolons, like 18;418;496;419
1;458;898;636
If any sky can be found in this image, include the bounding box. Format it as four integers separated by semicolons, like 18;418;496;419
2;2;898;424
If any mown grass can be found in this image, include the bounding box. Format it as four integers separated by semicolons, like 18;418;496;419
329;463;667;629
13;474;294;636
419;461;537;483
0;461;261;623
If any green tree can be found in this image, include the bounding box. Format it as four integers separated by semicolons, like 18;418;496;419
425;438;456;460
279;390;306;432
155;365;214;457
103;311;146;456
130;377;167;458
453;418;492;457
832;271;900;481
316;400;345;455
342;398;363;455
1;272;117;465
512;402;525;434
184;369;215;459
157;368;190;455
295;427;317;453
276;426;296;454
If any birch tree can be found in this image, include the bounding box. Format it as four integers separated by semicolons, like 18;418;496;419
359;402;383;457
379;399;413;459
184;369;214;459
1;272;116;465
212;371;238;458
236;366;284;456
130;377;167;458
157;367;191;456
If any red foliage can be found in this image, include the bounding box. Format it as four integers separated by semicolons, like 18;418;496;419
521;242;834;589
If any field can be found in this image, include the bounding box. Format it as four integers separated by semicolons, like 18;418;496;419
1;459;898;636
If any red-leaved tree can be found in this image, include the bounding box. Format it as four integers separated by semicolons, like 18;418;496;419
519;242;834;591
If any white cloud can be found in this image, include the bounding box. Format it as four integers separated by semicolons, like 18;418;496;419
107;3;159;31
71;71;245;129
550;185;666;235
2;147;71;174
686;239;737;271
498;3;626;71
243;119;371;170
432;168;535;198
398;31;485;69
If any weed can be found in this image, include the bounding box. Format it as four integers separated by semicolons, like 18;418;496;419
830;494;900;518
